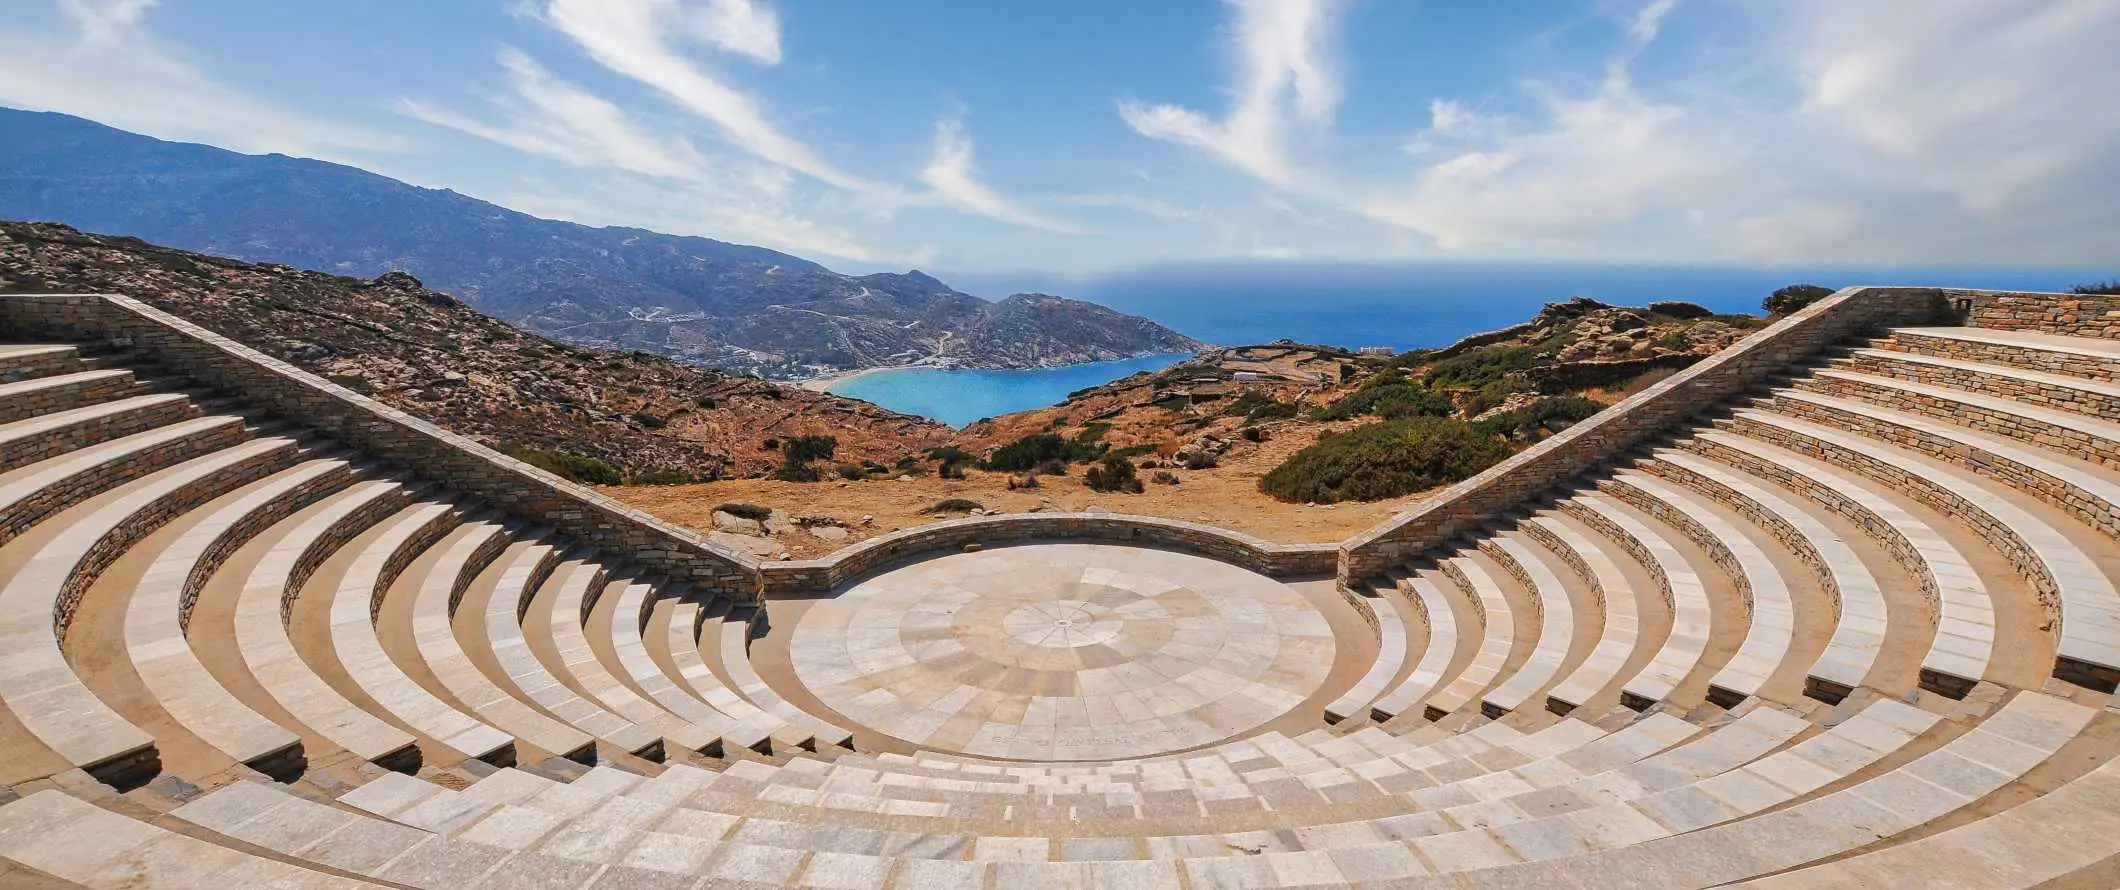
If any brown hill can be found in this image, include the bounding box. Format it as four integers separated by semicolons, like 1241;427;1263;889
0;221;953;480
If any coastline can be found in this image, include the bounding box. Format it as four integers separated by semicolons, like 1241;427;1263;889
795;364;916;393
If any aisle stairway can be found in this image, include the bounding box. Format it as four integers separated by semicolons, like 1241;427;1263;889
3;315;2120;889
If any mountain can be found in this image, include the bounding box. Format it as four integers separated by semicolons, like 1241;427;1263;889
0;108;1203;376
0;221;954;480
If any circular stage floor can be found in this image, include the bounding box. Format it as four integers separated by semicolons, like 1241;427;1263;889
787;543;1335;761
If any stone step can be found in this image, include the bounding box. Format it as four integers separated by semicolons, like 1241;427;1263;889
1424;555;1518;716
1323;585;1411;723
1799;368;2120;469
479;550;663;758
1478;532;1581;715
0;789;386;888
1644;449;1894;700
0;434;302;785
1842;345;2120;423
1369;574;1457;721
1525;512;1645;714
0;392;198;475
1734;406;2120;689
542;568;719;756
319;500;515;765
1887;327;2120;382
0;368;142;425
410;529;598;764
0;343;82;383
1685;428;1996;696
233;479;424;770
121;457;357;777
1560;493;1709;707
604;581;768;754
0;413;248;549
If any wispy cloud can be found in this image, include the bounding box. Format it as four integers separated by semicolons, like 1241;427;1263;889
687;0;781;66
539;0;891;195
398;47;899;264
0;0;395;159
919;115;1085;234
1117;0;1344;188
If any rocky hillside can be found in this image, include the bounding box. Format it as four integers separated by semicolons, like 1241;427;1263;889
0;108;1202;377
955;297;1764;476
0;222;952;480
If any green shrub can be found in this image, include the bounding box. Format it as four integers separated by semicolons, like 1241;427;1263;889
1247;400;1298;421
1107;443;1160;460
695;395;718;408
1084;454;1144;493
1422;344;1541;391
1259;418;1511;504
2072;280;2120;295
1462;378;1529;416
717;502;772;521
773;460;824;482
1472;396;1604;442
925;498;984;514
1764;283;1835;316
632;411;667;428
500;444;622;486
1319;382;1453;421
327;373;376;395
628;468;696;485
984;431;1106;471
1240;426;1266;443
1646;301;1713;320
783;435;838;464
836;463;869;481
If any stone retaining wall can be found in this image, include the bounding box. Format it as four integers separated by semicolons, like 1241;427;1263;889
450;527;518;618
1475;539;1546;623
759;513;1338;594
281;488;417;622
1338;286;1958;584
1795;376;2120;471
1960;292;2120;339
4;396;198;473
1434;560;1488;625
1639;458;1841;619
369;508;462;624
0;294;761;599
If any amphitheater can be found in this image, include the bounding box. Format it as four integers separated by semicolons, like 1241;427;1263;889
0;287;2117;888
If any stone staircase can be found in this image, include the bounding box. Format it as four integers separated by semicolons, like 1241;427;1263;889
3;301;2120;888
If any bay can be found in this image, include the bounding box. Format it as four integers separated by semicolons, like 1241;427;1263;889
825;353;1192;428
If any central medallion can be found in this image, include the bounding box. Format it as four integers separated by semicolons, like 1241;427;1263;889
786;543;1336;761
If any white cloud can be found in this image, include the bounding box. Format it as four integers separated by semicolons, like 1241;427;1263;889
1117;0;1344;188
919;116;1084;233
687;0;781;66
398;48;898;265
0;0;394;159
541;0;890;195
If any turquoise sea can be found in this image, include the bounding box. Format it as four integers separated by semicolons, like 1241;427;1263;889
834;262;2099;426
826;353;1192;428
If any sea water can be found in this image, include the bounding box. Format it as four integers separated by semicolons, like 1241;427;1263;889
826;353;1191;428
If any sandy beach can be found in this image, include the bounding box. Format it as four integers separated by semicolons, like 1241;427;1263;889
794;364;914;392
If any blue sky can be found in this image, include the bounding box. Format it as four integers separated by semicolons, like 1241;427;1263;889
2;0;2116;278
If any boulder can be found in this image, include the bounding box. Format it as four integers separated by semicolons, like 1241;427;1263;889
711;510;765;536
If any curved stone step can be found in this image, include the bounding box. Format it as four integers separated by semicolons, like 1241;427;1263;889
1887;327;2120;382
1479;533;1580;714
410;530;597;763
719;610;855;749
478;549;661;758
605;581;764;753
1647;449;1893;699
1369;575;1457;721
1525;513;1642;713
235;479;421;769
324;501;513;763
0;434;298;784
1843;345;2120;422
0;368;139;425
1609;471;1800;704
1736;407;2120;687
0;392;197;474
1422;556;1517;716
123;457;353;775
542;568;719;756
1686;428;1996;695
0;414;246;549
663;596;806;751
1323;588;1411;723
1562;493;1710;706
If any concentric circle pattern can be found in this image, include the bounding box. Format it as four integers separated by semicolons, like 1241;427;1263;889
788;544;1335;760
